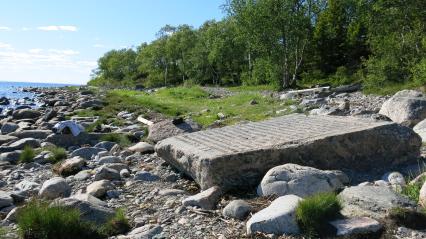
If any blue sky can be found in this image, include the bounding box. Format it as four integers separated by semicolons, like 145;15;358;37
0;0;225;85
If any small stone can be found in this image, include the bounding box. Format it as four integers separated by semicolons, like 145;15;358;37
222;200;252;220
94;166;121;181
86;180;114;198
330;217;382;236
134;171;160;182
182;186;222;210
128;142;154;154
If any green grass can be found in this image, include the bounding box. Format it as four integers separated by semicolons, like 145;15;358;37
17;200;102;239
98;209;131;236
100;133;131;147
19;146;36;164
101;86;292;127
44;146;68;163
0;227;7;238
401;175;426;203
296;192;342;237
227;84;276;92
16;200;130;239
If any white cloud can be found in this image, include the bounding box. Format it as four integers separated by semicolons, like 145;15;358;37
21;27;30;31
48;49;79;55
37;25;78;32
93;44;106;48
0;42;13;50
29;48;43;54
0;26;11;31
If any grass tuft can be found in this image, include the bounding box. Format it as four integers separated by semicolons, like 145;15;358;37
17;200;102;239
44;146;68;163
19;146;36;164
295;192;342;237
98;208;131;236
388;207;426;230
100;133;131;147
16;200;130;239
401;175;426;203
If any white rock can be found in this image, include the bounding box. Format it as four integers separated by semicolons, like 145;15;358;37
38;177;71;199
222;200;252;220
246;195;302;235
257;163;348;197
128;142;154;154
330;217;382;236
0;191;13;208
182;186;222;210
86;180;114;198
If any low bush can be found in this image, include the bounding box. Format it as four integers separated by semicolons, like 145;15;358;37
98;209;131;236
16;200;130;239
295;192;342;237
401;175;426;203
19;146;36;163
100;133;131;147
17;200;102;239
44;146;68;163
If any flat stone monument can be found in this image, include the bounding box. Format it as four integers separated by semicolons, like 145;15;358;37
156;114;421;191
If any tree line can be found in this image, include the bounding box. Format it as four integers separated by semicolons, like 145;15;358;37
88;0;426;92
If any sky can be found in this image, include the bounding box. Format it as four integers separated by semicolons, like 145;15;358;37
0;0;225;85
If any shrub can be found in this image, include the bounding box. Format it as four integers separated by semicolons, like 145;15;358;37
401;175;426;203
100;133;131;147
17;200;102;239
296;192;342;237
19;146;36;163
44;146;68;163
98;209;131;236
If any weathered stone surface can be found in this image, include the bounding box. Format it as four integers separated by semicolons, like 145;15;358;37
0;135;18;145
45;132;105;148
379;90;426;126
414;118;426;142
148;119;201;143
156;114;421;190
94;166;121;181
339;185;415;219
12;109;41;120
257;163;348;197
246;195;302;235
182;186;222;210
94;141;117;151
0;138;40;153
0;151;21;164
0;191;13;209
330;217;382;236
39;177;71;199
128;142;154;154
54;156;86;176
14;180;40;193
10;130;52;139
134;171;160;182
118;225;163;239
419;181;426;207
222;200;252;220
71;147;106;160
1;123;19;135
86;180;113;198
98;156;122;164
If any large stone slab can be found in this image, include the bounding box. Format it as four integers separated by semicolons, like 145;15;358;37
155;114;421;190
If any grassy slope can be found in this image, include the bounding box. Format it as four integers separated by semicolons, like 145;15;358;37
77;86;294;128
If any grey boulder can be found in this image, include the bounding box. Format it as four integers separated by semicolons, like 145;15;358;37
0;191;13;209
12;109;41;120
257;163;349;198
147;119;200;143
339;185;415;219
1;123;19;135
246;195;302;235
86;180;114;198
379;90;426;126
71;147;106;160
54;156;86;176
39;177;71;199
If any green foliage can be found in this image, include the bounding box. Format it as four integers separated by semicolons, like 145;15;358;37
100;133;131;147
0;227;7;238
44;146;67;163
296;193;342;237
401;175;426;203
98;209;131;236
17;200;130;239
19;146;36;164
17;200;102;239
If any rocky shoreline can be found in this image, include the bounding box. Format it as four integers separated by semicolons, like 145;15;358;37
1;86;426;238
